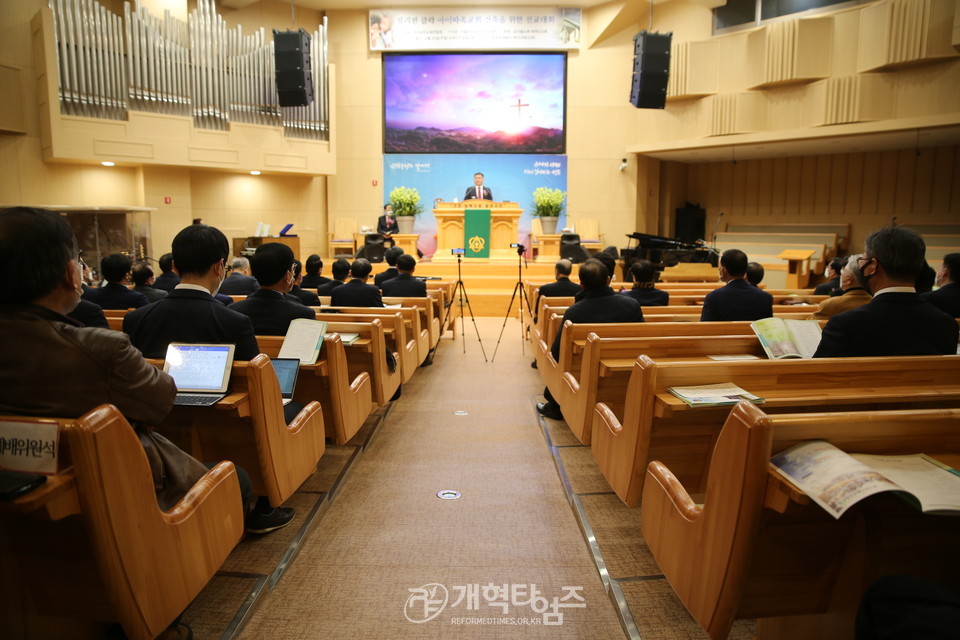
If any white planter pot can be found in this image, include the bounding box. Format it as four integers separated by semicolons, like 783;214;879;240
397;216;415;234
539;217;559;235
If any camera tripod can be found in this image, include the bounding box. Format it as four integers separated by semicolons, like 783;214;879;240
427;251;487;363
491;244;533;362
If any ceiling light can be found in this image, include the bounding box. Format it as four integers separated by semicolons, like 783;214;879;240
249;170;261;176
101;161;115;167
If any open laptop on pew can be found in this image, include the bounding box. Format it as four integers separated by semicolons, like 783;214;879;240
163;343;236;407
269;358;300;406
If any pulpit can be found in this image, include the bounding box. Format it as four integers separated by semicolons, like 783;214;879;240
433;201;522;261
778;249;815;288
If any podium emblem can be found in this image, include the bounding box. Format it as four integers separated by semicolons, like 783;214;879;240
468;235;486;253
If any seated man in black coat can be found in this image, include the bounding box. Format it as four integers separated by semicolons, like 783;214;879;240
700;249;773;321
814;227;959;357
219;256;260;295
82;253;150;310
814;257;844;296
622;259;669;306
331;259;384;307
230;243;315;336
131;262;168;303
922;253;960;318
537;259;643;420
745;261;765;287
375;246;404;288
289;259;321;306
300;254;331;289
316;258;351;297
536;259;582;311
153;252;180;292
381;254;427;297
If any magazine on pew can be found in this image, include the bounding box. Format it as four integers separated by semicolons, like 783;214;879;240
278;318;328;365
750;317;822;359
667;383;764;407
770;440;960;519
325;332;360;346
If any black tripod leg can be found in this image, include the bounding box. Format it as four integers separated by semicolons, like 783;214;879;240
456;280;488;361
491;280;524;361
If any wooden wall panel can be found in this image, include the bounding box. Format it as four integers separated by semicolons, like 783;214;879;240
912;148;936;214
784;157;803;217
876;150;899;218
843;153;862;217
929;146;955;213
799;156;818;217
893;149;918;217
743;159;761;217
770;158;788;216
814;155;832;216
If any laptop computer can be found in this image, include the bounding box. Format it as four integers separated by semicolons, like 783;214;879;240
278;223;295;236
270;358;300;406
163;343;236;407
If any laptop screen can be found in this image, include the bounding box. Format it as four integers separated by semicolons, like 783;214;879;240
279;223;294;236
163;344;236;393
270;358;300;399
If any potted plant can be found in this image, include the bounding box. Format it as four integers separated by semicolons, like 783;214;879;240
389;186;422;234
532;187;565;235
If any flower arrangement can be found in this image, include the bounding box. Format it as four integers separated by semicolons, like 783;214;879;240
389;186;423;217
532;187;566;217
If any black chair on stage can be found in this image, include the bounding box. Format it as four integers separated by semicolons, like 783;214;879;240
560;233;590;263
357;233;386;262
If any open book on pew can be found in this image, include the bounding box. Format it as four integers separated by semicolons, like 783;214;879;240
667;383;764;408
278;318;328;365
326;332;360;346
771;440;960;519
750;317;822;359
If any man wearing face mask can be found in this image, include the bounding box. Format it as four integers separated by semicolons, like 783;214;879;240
813;226;958;357
124;223;260;360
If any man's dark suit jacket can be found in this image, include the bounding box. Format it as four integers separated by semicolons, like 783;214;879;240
301;274;331;289
622;287;670;306
377;215;399;236
290;285;321;306
229;289;315;336
153;271;180;292
700;279;773;322
535;277;582;319
331;279;384;307
381;273;427;297
218;273;260;295
551;287;643;360
67;299;109;329
123;288;260;360
921;282;960;318
83;282;150;310
315;280;345;297
134;284;168;303
464;186;493;201
813;291;959;357
374;267;399;288
814;276;841;296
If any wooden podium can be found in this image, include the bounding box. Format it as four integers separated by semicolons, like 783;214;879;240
778;249;815;288
433;201;522;261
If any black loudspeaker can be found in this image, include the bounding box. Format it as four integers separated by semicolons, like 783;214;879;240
274;29;313;107
630;31;671;109
675;202;705;244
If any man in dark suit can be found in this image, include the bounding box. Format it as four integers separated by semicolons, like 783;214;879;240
700;250;773;321
67;298;109;328
814;227;959;357
537;259;643;420
814;257;844;296
922;253;960;318
219;256;259;295
381;254;427;297
131;263;168;303
537;259;582;309
230;244;315;336
331;259;384;307
464;172;493;201
123;224;260;361
374;247;403;288
289;259;321;306
82;253;150;310
153;253;180;292
745;261;765;287
316;259;351;297
377;204;399;247
300;254;331;289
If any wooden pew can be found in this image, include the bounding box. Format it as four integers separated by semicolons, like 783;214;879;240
642;402;960;639
256;334;374;445
155;354;326;507
725;222;851;250
323;319;402;406
319;306;428;373
0;405;243;640
592;354;960;506
313;311;415;383
426;282;457;337
382;296;440;351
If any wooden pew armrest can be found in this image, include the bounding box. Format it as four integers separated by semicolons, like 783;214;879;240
646;460;701;522
286;400;324;435
594;402;622;437
164;460;242;525
351;371;372;393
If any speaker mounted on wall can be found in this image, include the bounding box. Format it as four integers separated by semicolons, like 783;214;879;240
274;29;314;107
630;30;671;110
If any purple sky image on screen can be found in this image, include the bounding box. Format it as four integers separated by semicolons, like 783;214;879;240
383;53;566;154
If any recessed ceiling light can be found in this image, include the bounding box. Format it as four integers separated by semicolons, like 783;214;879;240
101;161;115;167
249;170;261;176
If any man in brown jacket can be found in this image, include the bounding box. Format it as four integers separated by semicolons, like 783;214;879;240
808;254;872;321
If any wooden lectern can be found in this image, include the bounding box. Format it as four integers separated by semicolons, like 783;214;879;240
778;249;815;288
433;201;522;261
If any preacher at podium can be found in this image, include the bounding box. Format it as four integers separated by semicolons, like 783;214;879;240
464;172;493;201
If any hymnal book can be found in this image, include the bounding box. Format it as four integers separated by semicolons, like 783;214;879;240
279;319;328;365
750;317;822;359
771;440;960;519
667;383;764;407
325;332;360;346
707;354;760;361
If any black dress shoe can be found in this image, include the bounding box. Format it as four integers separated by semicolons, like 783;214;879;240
536;402;563;421
530;360;538;369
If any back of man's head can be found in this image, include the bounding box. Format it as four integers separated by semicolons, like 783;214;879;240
592;252;617;281
828;257;844;277
745;261;765;286
721;249;749;278
331;258;351;281
396;254;416;273
864;226;926;282
554;259;573;278
351;258;373;280
305;253;322;275
230;256;250;273
131;263;154;286
578;259;609;291
100;253;133;284
384;246;404;266
251;242;294;286
0;207;77;304
171;224;229;277
941;253;960;283
629;259;657;284
292;259;303;279
158;252;174;273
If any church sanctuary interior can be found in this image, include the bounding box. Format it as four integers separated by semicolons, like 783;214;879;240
2;0;960;637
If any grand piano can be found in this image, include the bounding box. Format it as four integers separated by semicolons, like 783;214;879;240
620;232;717;281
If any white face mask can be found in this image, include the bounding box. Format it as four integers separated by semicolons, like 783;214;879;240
210;260;226;296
